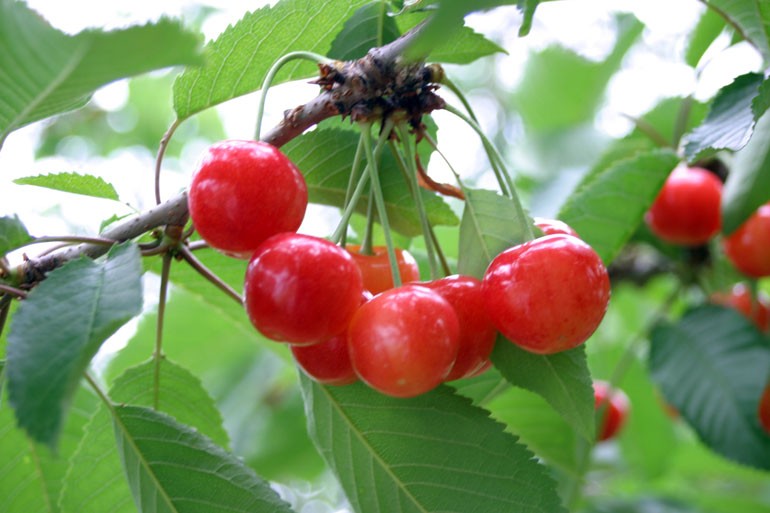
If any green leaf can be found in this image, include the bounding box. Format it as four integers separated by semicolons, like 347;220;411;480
6;243;142;447
0;215;32;255
281;126;458;236
683;73;765;161
486;386;580;474
14;173;119;201
301;376;566;513
491;339;595;441
0;2;202;145
517;0;542;37
60;359;233;513
329;1;400;60
173;0;371;120
457;188;531;279
113;405;295;513
513;13;643;133
704;0;770;62
685;7;727;68
558;149;680;265
0;385;98;513
649;305;770;470
722;108;770;234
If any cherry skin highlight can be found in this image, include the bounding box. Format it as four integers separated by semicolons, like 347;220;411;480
645;166;722;246
188;140;308;259
348;284;460;398
482;234;610;354
244;233;363;345
422;275;497;380
594;380;630;442
723;202;770;278
345;244;420;294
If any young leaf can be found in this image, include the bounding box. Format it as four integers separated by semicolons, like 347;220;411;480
683;73;765;161
113;405;295;513
685;7;727;68
0;2;202;146
558;149;680;265
0;385;97;513
722;109;770;235
6;243;142;448
301;377;566;513
281;127;458;236
14;173;120;201
703;0;770;62
60;359;233;513
0;215;32;256
328;1;401;60
491;340;596;442
173;0;370;120
457;188;531;279
650;305;770;470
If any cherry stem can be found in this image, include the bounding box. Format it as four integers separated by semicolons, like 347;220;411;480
255;51;333;140
155;120;181;205
0;284;28;299
177;245;243;305
393;124;440;279
27;235;118;252
442;104;534;241
361;120;401;287
620;113;672;148
331;163;370;244
361;189;376;255
440;76;480;124
0;300;9;342
186;240;209;252
339;136;367;248
153;252;172;410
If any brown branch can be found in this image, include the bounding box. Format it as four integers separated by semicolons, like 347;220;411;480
16;22;437;287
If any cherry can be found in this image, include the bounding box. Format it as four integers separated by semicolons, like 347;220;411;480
244;233;363;345
482;234;610;354
593;380;630;442
345;244;420;294
723;202;770;278
348;284;460;398
422;275;497;380
291;334;358;386
188;140;308;259
710;283;770;333
644;166;722;246
533;217;579;238
759;383;770;434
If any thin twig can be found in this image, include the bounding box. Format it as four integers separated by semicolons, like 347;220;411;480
176;245;243;305
186;240;209;252
153;253;172;411
155;120;181;205
0;284;28;299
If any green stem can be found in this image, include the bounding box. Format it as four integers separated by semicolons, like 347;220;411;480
361;121;401;287
440;76;480;123
155;120;181;205
153;253;172;410
331;167;371;244
255;51;332;140
442;104;534;241
361;191;376;255
339;136;367;247
177;245;242;304
395;124;439;279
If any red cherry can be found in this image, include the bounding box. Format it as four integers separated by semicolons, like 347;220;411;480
482;234;610;354
291;334;357;386
348;284;460;398
345;244;420;294
645;166;722;246
422;275;497;381
244;233;363;345
710;283;770;333
188;140;308;259
533;217;579;238
759;383;770;434
593;380;630;442
723;202;770;278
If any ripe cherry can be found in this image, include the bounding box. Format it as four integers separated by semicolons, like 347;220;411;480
482;234;610;354
345;244;420;294
594;380;630;442
348;284;460;398
759;383;770;434
710;283;770;333
188;140;308;259
533;217;579;238
645;166;722;246
422;275;497;380
723;202;770;278
244;233;363;345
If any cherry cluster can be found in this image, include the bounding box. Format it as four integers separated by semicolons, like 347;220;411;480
188;140;611;398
